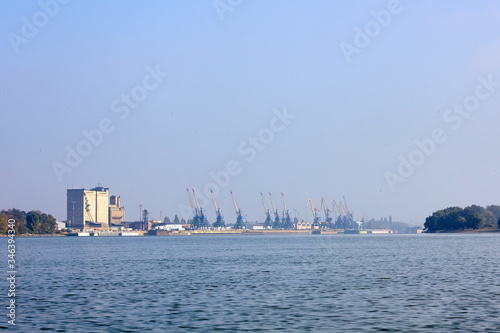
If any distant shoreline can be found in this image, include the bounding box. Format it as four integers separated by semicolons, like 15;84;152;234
435;227;500;234
2;227;499;237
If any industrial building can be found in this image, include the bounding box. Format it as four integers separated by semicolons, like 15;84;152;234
109;195;125;226
67;187;125;230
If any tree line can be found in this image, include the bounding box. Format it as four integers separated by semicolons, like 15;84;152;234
0;208;57;234
424;205;500;233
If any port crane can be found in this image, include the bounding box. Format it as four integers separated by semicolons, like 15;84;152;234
333;197;354;229
269;192;282;229
321;197;333;229
342;196;355;229
187;187;199;229
343;196;349;216
187;188;207;230
261;192;272;229
306;197;321;228
231;191;245;229
334;199;346;228
332;200;340;226
281;192;294;230
211;189;225;229
192;189;210;229
187;188;200;229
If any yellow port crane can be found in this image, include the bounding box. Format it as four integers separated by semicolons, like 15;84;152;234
261;192;272;229
333;196;354;230
269;192;281;229
187;188;196;216
306;197;321;227
190;188;209;229
281;192;294;229
343;196;349;215
321;197;333;228
211;189;225;229
231;191;245;229
192;188;202;214
332;200;340;221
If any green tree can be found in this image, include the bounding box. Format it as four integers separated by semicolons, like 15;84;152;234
173;215;180;224
486;205;500;221
26;211;41;234
3;208;28;234
466;205;496;227
0;213;8;234
40;213;57;234
164;216;171;224
462;207;486;230
5;208;26;222
443;211;466;230
424;207;463;232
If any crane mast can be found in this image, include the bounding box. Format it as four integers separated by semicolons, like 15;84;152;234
230;191;245;229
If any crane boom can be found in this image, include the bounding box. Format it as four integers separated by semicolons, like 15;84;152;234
281;192;288;213
306;197;316;218
333;200;343;216
321;197;332;224
192;188;201;211
230;191;239;215
187;188;195;215
211;189;218;215
343;196;349;214
260;192;268;214
332;200;338;220
321;197;327;214
269;192;277;215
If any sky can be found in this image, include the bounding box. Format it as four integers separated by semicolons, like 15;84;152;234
1;0;500;226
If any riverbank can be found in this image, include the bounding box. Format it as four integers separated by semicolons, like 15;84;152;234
435;227;500;233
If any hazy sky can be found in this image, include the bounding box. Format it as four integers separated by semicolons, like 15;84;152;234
1;0;500;225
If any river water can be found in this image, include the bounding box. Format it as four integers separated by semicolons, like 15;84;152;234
2;233;500;332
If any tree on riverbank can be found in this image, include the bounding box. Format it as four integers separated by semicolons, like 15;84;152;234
486;205;500;227
1;208;57;234
424;204;500;232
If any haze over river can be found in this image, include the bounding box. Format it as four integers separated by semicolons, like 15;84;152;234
3;234;500;332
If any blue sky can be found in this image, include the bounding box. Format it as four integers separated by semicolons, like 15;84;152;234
1;0;500;225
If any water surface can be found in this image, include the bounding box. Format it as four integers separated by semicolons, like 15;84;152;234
2;233;500;332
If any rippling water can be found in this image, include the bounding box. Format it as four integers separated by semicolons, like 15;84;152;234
2;233;500;332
